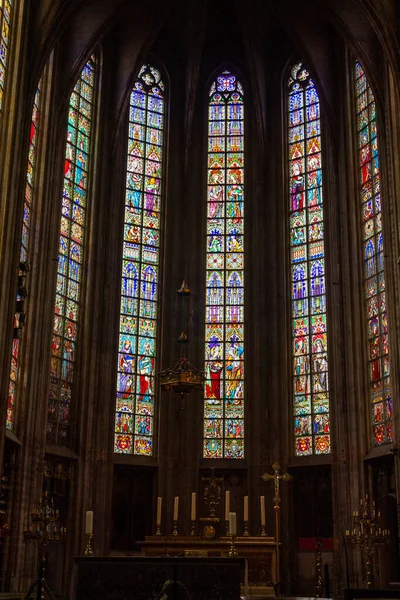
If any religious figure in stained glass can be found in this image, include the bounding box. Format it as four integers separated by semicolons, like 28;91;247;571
288;62;331;456
47;56;96;445
203;71;245;459
114;64;165;456
354;61;393;446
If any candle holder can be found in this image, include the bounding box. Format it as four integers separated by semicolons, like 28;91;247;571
155;524;161;536
225;519;229;535
346;494;390;589
243;521;249;536
173;520;178;536
228;534;238;557
84;533;93;556
260;524;267;536
190;520;196;536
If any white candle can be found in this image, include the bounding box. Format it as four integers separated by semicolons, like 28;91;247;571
229;511;237;535
157;497;162;525
191;492;196;521
225;490;230;520
260;496;266;526
244;496;249;522
85;511;93;535
173;496;179;521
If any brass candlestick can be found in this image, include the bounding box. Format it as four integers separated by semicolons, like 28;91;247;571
155;524;161;535
173;520;178;536
228;534;238;557
84;533;93;556
190;520;196;536
225;519;229;535
346;494;390;589
261;524;267;536
243;520;249;536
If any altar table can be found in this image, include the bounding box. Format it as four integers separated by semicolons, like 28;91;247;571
140;535;276;592
73;556;245;600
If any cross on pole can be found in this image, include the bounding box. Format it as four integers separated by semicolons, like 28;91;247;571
261;462;292;596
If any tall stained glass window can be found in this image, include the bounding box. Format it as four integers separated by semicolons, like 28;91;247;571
6;83;41;430
288;62;330;457
203;71;244;459
114;65;165;456
0;0;13;119
47;57;96;445
355;62;392;446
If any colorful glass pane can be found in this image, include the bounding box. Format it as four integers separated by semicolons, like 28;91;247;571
6;83;41;430
47;57;96;445
204;71;244;459
114;64;165;456
0;0;12;118
355;61;392;446
288;62;331;456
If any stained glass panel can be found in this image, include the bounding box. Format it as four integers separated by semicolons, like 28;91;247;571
355;61;392;446
47;57;96;445
288;62;331;456
0;0;12;119
114;64;165;456
204;71;244;459
6;83;41;430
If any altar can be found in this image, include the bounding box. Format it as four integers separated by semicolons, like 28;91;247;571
139;535;276;593
73;556;245;600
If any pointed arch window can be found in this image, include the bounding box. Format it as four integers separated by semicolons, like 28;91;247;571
355;61;392;446
0;0;13;121
114;65;165;456
47;56;97;445
288;62;331;457
203;70;244;459
6;82;42;430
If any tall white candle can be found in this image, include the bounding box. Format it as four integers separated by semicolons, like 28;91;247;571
85;510;93;535
260;496;266;526
156;497;162;525
173;496;179;521
191;492;196;521
229;511;237;535
244;496;249;522
225;490;230;520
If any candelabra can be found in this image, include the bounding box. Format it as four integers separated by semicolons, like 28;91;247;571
345;494;390;589
23;491;67;600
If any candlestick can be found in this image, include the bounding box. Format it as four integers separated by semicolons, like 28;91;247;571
225;490;230;520
228;534;238;557
173;496;179;522
228;511;236;536
84;533;93;556
190;520;196;536
191;492;196;521
173;520;178;536
243;520;249;536
85;511;93;535
225;519;229;535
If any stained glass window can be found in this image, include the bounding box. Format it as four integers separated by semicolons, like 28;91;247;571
114;64;165;456
0;0;13;119
47;56;96;445
6;83;41;430
288;62;331;457
355;61;392;446
203;71;244;459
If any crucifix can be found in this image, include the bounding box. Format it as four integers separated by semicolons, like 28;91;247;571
261;461;292;596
